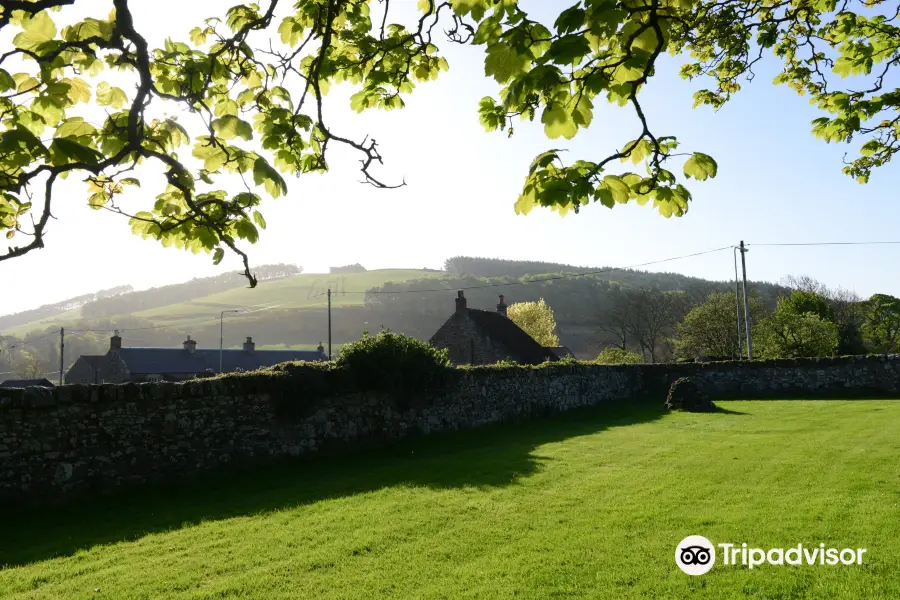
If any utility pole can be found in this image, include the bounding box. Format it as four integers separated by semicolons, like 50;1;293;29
733;247;743;360
327;288;332;361
739;240;753;359
58;327;64;385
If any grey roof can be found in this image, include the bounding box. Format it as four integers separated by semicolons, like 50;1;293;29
0;378;55;388
546;346;574;359
81;355;105;369
464;309;558;365
116;347;326;374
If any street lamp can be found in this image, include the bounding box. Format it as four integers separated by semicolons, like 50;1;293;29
219;309;245;373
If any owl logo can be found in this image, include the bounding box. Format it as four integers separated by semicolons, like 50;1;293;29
676;536;716;575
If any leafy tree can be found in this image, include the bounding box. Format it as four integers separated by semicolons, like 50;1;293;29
3;2;897;282
777;289;834;322
507;298;560;347
781;275;865;354
14;352;45;379
594;347;643;365
673;292;767;360
861;293;900;353
336;328;449;392
755;310;839;359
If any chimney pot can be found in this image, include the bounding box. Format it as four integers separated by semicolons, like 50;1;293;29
497;294;508;317
110;330;122;351
183;335;197;354
243;336;255;353
454;290;467;314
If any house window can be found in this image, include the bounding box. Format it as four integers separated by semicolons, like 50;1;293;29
147;374;162;383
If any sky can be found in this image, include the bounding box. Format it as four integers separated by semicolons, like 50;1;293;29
2;0;899;316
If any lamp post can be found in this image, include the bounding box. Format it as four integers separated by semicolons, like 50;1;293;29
219;309;243;373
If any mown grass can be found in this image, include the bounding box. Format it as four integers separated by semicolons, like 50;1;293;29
1;399;899;599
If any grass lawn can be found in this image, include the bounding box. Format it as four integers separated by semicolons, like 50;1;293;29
1;399;899;599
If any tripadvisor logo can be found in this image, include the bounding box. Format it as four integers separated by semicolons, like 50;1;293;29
675;536;867;575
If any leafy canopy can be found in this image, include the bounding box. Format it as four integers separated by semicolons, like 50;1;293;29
755;309;840;359
672;292;767;360
594;347;643;365
861;293;900;353
507;298;560;347
2;0;898;283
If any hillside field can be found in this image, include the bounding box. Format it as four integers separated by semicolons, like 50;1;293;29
3;270;443;336
1;400;897;599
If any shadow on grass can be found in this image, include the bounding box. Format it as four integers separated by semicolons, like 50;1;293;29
0;397;711;568
710;405;750;415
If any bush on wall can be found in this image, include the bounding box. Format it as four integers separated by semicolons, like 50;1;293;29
334;329;450;393
594;347;644;365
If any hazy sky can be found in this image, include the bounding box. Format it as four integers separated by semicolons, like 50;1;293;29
2;0;899;316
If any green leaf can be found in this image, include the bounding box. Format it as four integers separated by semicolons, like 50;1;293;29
192;140;228;171
545;35;591;65
484;44;530;83
277;17;304;46
56;117;96;139
528;150;560;174
212;248;225;265
541;104;577;140
683;152;718;181
65;77;91;104
95;82;128;108
50;138;103;165
0;69;15;92
252;210;267;229
212;115;253;141
12;12;57;52
602;175;631;203
235;219;259;243
253;157;287;198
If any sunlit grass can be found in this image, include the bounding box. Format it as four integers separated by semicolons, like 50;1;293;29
1;400;898;599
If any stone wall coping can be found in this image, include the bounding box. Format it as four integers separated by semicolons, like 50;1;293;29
4;353;900;411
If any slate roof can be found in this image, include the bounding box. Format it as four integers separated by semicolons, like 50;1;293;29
0;378;55;388
546;346;575;360
465;309;558;365
116;347;326;374
81;355;106;370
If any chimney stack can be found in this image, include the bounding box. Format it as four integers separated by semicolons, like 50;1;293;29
183;335;197;354
497;294;507;317
243;336;255;353
110;329;122;351
455;290;467;314
317;341;325;354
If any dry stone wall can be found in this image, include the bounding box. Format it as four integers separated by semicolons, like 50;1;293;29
2;355;899;506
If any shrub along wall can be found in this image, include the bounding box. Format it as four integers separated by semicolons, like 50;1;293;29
1;355;899;506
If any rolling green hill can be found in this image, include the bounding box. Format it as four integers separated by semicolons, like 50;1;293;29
2;269;443;337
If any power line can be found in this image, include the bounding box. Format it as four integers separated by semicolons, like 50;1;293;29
2;329;61;351
749;241;900;247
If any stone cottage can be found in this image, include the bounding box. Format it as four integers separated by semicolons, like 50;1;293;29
429;292;560;365
66;332;327;384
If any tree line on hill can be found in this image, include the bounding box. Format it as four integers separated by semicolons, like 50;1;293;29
0;285;133;330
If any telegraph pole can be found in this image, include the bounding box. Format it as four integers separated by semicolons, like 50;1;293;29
739;241;753;359
58;327;64;385
327;288;332;361
733;247;743;359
